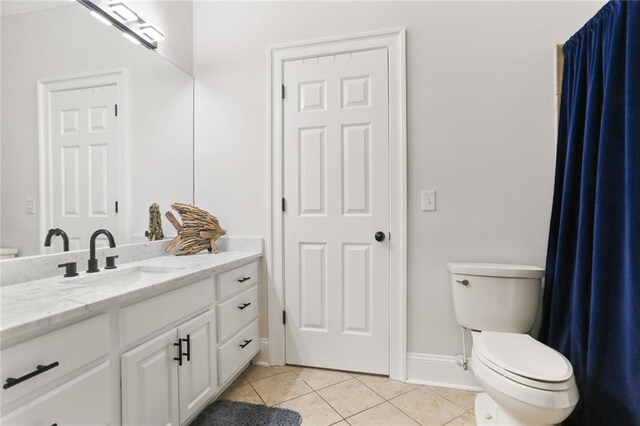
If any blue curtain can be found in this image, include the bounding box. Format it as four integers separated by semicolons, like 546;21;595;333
540;1;639;425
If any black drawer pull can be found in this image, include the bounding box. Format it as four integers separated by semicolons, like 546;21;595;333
183;335;191;362
239;339;253;349
238;302;252;310
174;340;183;366
237;277;251;283
3;361;60;390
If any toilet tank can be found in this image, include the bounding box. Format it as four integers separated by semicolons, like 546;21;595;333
448;263;545;333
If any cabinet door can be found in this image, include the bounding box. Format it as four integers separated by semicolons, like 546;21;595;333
2;363;111;425
121;328;180;426
177;310;217;424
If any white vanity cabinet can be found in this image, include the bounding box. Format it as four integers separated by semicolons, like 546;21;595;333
214;262;260;385
3;363;112;425
1;256;262;426
119;259;260;426
0;314;112;425
121;310;216;426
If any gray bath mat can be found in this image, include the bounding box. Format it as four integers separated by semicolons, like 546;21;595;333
191;400;302;426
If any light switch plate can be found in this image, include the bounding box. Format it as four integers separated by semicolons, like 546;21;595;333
26;199;36;214
421;190;436;211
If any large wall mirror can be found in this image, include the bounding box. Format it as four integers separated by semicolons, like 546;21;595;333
1;1;194;257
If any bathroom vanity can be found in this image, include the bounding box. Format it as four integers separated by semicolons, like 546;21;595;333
0;246;262;425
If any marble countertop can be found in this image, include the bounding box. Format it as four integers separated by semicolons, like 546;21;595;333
0;250;262;342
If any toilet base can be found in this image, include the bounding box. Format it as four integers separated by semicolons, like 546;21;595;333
474;392;556;426
474;393;497;425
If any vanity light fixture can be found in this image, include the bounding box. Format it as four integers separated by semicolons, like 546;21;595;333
109;2;138;23
139;24;164;42
90;10;112;26
76;0;158;50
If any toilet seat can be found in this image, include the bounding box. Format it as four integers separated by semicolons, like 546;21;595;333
475;332;574;391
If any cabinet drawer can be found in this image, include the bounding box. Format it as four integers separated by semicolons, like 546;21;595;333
216;261;258;301
1;314;109;406
119;277;214;347
218;320;259;385
217;286;258;343
2;362;111;425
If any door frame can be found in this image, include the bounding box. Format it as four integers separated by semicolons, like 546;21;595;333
267;28;407;380
37;69;127;253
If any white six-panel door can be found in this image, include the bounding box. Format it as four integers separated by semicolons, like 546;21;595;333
49;84;118;251
283;48;390;374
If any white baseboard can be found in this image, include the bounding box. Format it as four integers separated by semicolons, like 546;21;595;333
406;352;482;391
252;338;270;366
251;340;481;392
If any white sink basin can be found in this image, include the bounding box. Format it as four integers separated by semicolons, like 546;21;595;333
64;266;182;286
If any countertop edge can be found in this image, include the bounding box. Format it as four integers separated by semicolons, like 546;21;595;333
1;251;263;343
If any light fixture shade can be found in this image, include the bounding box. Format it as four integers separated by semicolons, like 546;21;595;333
122;32;140;45
110;2;138;22
90;10;112;26
139;24;165;42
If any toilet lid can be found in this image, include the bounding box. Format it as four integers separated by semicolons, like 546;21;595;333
477;332;573;383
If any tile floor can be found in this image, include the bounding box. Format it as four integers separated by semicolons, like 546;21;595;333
220;364;478;426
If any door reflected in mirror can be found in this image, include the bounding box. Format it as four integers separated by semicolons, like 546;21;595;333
1;2;194;257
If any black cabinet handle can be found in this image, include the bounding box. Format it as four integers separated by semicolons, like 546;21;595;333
3;361;60;390
174;340;183;366
239;339;252;349
183;335;191;362
238;302;252;310
237;277;251;283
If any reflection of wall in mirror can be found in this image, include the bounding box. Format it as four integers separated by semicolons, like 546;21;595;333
0;3;194;256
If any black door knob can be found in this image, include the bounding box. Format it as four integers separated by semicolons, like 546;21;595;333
375;231;386;242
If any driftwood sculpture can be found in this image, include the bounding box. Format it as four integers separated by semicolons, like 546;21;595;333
145;203;164;241
164;203;226;255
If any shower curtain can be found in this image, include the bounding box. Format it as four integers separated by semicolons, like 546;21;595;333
539;1;639;425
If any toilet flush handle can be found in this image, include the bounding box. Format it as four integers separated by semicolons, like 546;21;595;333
456;279;469;286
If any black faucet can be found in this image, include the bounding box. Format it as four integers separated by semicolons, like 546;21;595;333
87;229;117;273
44;228;70;252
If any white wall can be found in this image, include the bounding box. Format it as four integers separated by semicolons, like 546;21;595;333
130;0;193;74
193;0;605;374
1;3;193;256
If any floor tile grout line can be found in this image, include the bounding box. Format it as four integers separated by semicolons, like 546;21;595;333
247;365;477;424
245;367;293;385
443;408;474;426
352;375;387;401
301;375;354;392
428;387;476;412
313;389;346;422
265;388;315;407
313;377;384;420
383;386;419;402
389;392;470;426
341;399;388;422
356;374;423;400
388;394;430;426
246;378;267;406
417;384;473;412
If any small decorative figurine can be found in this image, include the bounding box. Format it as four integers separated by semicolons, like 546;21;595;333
145;203;164;241
164;203;226;255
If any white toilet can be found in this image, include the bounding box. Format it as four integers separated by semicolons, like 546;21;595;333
448;263;578;426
